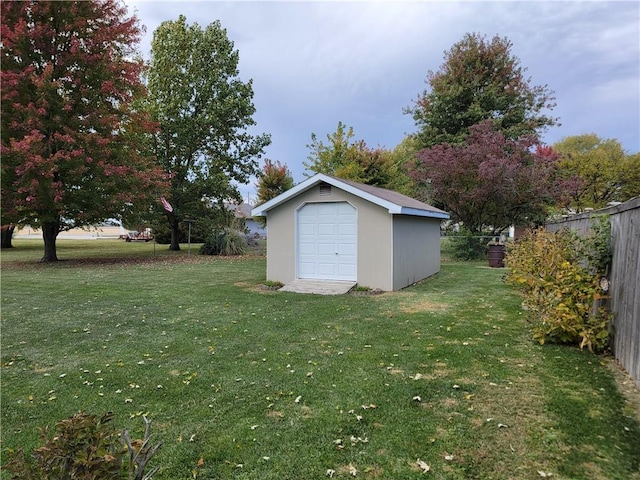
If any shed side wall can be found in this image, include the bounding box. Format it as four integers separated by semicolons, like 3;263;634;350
392;215;442;290
265;205;295;284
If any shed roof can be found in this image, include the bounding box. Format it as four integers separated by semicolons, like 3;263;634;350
251;173;450;219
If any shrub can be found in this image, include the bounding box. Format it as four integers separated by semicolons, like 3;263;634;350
2;412;162;480
445;229;492;261
199;228;247;256
505;220;611;352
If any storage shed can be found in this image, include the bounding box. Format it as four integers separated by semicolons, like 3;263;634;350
251;173;449;291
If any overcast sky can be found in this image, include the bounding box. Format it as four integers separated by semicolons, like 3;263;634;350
126;0;640;202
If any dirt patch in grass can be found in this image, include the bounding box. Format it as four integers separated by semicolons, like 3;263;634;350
399;298;447;314
441;397;459;409
431;363;456;379
337;464;358;476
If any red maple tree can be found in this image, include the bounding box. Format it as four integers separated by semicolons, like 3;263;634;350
412;120;560;234
1;0;167;260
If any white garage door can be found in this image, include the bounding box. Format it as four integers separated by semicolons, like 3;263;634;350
297;202;357;281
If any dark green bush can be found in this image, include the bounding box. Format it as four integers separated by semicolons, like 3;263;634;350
151;221;208;245
445;229;493;261
199;228;247;256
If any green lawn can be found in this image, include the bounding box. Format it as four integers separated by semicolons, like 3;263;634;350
1;239;639;479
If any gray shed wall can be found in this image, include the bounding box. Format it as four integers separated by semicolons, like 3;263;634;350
392;215;442;290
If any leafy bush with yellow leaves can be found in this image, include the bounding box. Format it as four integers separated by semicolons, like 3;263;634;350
505;219;611;352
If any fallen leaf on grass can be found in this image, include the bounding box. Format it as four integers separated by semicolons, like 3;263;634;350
350;436;368;445
416;459;430;473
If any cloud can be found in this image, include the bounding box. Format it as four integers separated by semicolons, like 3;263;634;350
126;0;639;197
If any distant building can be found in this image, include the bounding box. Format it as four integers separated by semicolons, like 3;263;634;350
228;202;266;237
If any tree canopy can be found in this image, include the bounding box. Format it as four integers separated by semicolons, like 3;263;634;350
144;15;271;250
304;122;411;192
304;122;363;177
255;159;294;206
409;33;558;149
553;134;640;212
412;121;559;234
1;0;166;261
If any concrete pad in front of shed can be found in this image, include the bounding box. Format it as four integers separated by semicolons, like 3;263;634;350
279;279;357;295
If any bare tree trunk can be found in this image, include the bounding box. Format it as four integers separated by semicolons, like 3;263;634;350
1;225;15;249
169;218;181;251
41;220;60;262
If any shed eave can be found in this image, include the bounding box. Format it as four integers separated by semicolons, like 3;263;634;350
250;173;450;219
396;207;450;219
251;174;330;216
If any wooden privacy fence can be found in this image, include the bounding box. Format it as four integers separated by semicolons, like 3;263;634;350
546;197;640;387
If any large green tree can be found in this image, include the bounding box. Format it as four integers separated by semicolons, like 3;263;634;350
409;33;558;149
553;134;640;212
304;122;410;191
1;0;165;261
144;15;270;251
386;135;423;197
304;122;363;177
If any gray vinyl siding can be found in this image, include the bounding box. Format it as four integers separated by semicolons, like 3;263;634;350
392;215;441;290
